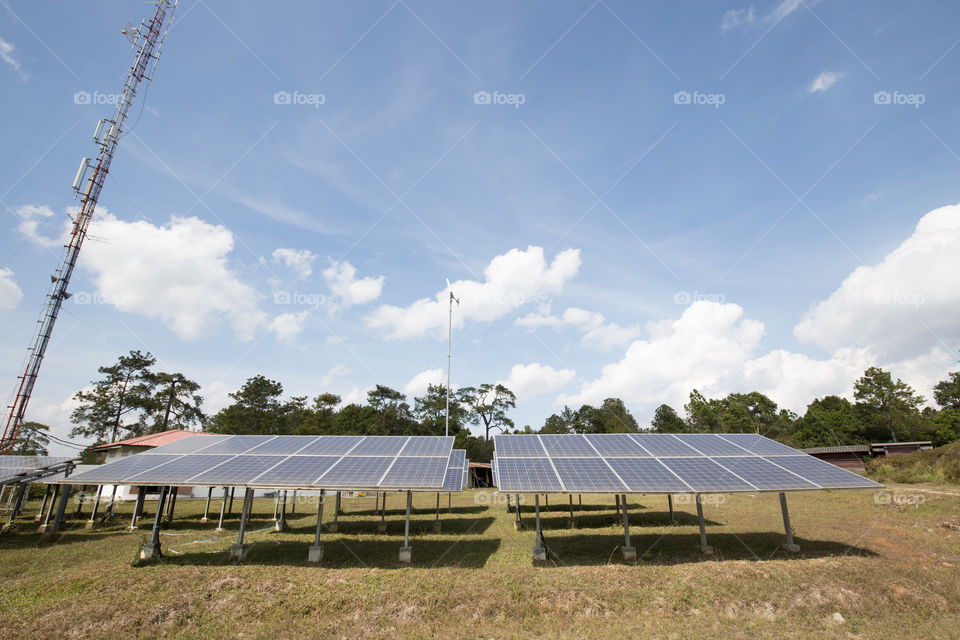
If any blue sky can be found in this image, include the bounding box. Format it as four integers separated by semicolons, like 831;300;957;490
2;0;960;454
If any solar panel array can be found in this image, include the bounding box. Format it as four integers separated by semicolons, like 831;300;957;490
441;450;467;492
64;435;455;491
493;433;882;494
0;455;76;486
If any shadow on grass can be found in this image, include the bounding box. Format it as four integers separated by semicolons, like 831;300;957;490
526;510;720;530
534;531;880;567
149;536;502;569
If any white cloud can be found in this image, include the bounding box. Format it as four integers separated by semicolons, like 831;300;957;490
794;203;960;360
500;363;576;400
721;0;801;32
0;268;23;312
517;306;640;351
0;37;28;81
323;260;384;308
808;71;844;93
403;368;444;397
318;364;352;388
340;387;371;406
14;205;64;247
366;246;581;340
272;248;316;279
78;210;267;341
269;310;310;342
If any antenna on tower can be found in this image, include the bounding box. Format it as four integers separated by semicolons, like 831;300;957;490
0;0;175;452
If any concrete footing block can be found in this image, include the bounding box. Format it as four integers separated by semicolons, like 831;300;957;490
782;543;801;553
229;544;249;561
377;523;387;533
33;514;42;523
398;546;412;563
567;520;575;529
328;522;339;533
214;527;225;533
622;546;637;560
200;517;208;523
274;521;288;533
532;546;547;563
140;542;162;560
85;521;95;530
700;545;714;556
432;520;441;533
36;524;48;535
514;521;524;531
307;545;324;563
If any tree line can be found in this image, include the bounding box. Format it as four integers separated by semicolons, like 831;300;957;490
24;350;958;460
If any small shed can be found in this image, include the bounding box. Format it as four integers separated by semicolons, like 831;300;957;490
870;441;934;456
468;462;492;488
800;445;869;471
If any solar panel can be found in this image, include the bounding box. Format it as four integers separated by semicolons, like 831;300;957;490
0;455;75;469
762;455;880;488
349;436;409;456
719;433;799;455
496;458;562;492
246;435;320;455
674;434;751;456
67;454;179;483
539;435;598;457
606;458;692;492
126;455;237;484
250;456;340;486
632;434;702;457
182;455;283;485
713;456;819;490
551;458;627;492
400;436;451;457
442;467;463;492
658;458;757;492
585;434;651;457
317;456;395;488
148;434;228;454
193;435;275;455
294;435;364;455
462;459;469;489
493;435;547;457
446;449;466;470
381;457;447;488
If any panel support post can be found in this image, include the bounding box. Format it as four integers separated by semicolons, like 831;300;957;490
399;490;412;563
308;490;325;563
696;494;713;556
165;487;178;524
140;486;168;560
621;494;636;560
544;494;549;511
86;485;104;529
275;490;288;532
615;494;621;523
433;492;441;533
37;485;59;534
215;487;229;532
514;493;523;530
329;492;340;533
201;487;213;523
34;485;51;523
668;494;675;523
129;488;146;529
4;483;27;530
104;485;118;520
273;492;280;521
567;494;574;528
45;485;71;538
291;490;297;515
228;488;235;514
532;494;546;563
779;492;801;552
377;492;387;533
73;487;86;517
230;488;254;561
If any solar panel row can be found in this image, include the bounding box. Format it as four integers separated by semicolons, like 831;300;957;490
493;434;882;493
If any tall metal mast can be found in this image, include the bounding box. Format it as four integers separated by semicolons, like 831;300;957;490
0;1;175;451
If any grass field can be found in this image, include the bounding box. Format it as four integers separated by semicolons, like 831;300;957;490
0;484;958;639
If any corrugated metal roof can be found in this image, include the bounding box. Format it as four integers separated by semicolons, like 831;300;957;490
91;430;211;450
801;445;870;455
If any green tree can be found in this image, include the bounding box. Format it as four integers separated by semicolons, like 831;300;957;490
461;384;516;440
684;390;721;433
207;375;289;435
292;393;341;435
854;366;924;442
794;396;860;446
70;350;156;443
933;371;960;410
13;421;50;455
146;372;205;432
366;385;418;435
650;404;686;433
413;384;468;435
332;403;380;434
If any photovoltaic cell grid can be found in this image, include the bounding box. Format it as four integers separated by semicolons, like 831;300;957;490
493;434;882;494
63;435;454;491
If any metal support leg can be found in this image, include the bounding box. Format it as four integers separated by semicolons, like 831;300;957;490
447;493;451;511
201;487;213;523
696;494;713;555
399;490;412;563
621;494;636;559
86;485;103;528
273;492;280;520
779;492;801;552
230;489;254;561
129;489;146;529
291;490;297;515
35;485;51;523
615;494;621;522
377;492;387;533
105;485;118;519
4;483;27;529
228;488;235;514
73;487;86;517
545;494;549;511
506;493;512;513
433;492;441;532
308;490;325;562
37;485;59;533
216;487;229;532
329;492;341;533
668;494;675;523
275;490;288;531
568;494;574;528
515;493;523;530
141;487;168;560
166;488;178;524
532;494;546;562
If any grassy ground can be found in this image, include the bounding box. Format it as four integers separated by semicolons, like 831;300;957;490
0;485;958;639
867;441;960;485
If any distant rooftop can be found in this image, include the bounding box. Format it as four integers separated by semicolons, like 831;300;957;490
801;445;870;455
91;430;212;451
